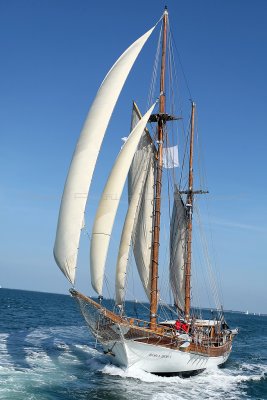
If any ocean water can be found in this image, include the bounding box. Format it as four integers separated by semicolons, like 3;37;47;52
0;288;266;400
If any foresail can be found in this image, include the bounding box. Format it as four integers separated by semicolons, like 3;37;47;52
115;105;154;305
132;160;154;300
115;158;152;305
128;102;154;201
115;102;154;304
170;189;187;312
53;26;155;284
128;104;155;301
90;103;156;295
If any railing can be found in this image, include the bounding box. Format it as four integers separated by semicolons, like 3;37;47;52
124;316;232;348
123;316;175;337
71;290;233;350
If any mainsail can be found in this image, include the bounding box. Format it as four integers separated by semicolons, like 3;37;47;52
90;103;156;295
170;188;187;312
53;26;155;284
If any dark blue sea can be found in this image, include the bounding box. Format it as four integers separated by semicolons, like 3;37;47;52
0;288;266;399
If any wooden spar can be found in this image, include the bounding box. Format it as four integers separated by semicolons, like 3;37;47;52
184;102;196;321
150;7;168;330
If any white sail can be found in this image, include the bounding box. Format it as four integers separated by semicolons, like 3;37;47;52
132;160;154;299
170;189;187;312
115;103;154;304
128;103;153;200
115;105;154;304
90;103;156;295
53;26;155;284
115;158;151;305
125;103;155;300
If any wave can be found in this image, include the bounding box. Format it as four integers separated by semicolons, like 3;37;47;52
100;361;267;400
0;326;266;400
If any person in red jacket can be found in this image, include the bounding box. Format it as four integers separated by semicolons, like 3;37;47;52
175;320;182;330
181;322;189;333
175;319;189;333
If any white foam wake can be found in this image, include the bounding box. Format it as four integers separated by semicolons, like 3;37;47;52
0;326;266;400
100;362;266;400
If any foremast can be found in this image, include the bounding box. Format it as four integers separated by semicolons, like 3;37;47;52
150;7;168;329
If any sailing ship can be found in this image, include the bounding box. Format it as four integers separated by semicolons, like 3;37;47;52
54;8;237;376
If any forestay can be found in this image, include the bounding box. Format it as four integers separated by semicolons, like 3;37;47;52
90;103;156;295
170;188;187;312
53;26;155;284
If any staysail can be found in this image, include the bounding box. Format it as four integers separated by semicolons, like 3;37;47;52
170;188;187;312
128;104;154;301
115;157;152;305
132;161;154;299
53;26;155;284
115;104;154;305
127;103;153;199
115;103;154;304
90;103;156;295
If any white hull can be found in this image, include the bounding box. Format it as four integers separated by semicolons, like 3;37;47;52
70;290;233;376
102;338;231;375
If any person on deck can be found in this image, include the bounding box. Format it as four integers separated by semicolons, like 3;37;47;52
175;319;189;333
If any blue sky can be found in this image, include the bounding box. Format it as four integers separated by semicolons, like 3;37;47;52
1;0;267;314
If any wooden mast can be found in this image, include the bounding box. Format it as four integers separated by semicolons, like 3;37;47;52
184;102;196;321
150;7;168;330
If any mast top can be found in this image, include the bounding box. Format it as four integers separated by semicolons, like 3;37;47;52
164;5;168;15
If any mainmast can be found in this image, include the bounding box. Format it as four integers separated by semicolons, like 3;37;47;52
184;102;196;321
150;7;168;329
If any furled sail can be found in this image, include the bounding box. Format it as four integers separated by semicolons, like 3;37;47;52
115;104;154;305
53;26;155;284
170;188;187;312
90;103;156;295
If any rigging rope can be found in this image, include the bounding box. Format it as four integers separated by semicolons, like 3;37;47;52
194;204;222;314
169;24;193;101
147;23;162;109
112;15;224;324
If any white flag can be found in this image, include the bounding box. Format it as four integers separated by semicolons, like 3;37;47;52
163;145;179;168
